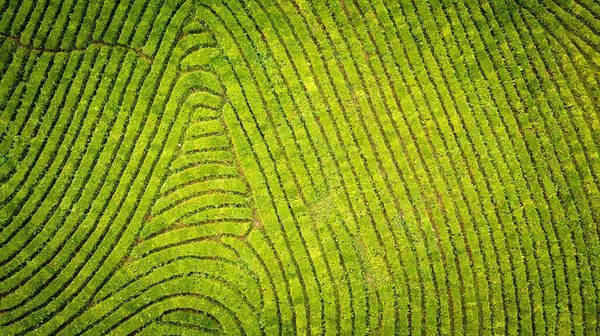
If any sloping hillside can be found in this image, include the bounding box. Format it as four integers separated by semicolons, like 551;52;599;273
1;0;599;334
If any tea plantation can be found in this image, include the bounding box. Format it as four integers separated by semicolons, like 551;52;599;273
1;0;599;334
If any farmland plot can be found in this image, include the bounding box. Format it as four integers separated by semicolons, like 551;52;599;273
0;0;599;334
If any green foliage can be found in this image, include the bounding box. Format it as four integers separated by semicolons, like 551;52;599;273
0;0;599;335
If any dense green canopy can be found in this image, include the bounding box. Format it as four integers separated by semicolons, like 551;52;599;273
0;0;599;334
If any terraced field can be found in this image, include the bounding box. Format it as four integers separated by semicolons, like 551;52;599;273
1;0;600;334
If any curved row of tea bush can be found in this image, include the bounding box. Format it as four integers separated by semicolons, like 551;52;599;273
198;0;600;334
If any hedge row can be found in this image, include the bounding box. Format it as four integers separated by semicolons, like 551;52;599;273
0;1;196;333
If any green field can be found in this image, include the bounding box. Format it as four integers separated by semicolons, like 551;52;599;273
1;0;600;334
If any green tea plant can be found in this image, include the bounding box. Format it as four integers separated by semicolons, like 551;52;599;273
0;0;599;334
